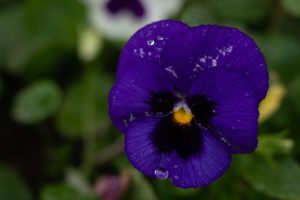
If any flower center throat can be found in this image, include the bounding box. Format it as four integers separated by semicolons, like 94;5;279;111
173;106;193;125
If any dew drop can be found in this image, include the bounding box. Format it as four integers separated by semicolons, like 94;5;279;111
227;46;233;53
157;35;164;41
174;175;179;180
199;57;206;63
123;119;128;127
173;164;178;169
220;137;228;144
165;66;178;78
147;40;155;46
212;59;218;67
138;48;145;58
129;113;136;122
154;168;169;180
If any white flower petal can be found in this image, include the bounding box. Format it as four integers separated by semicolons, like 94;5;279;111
83;0;184;40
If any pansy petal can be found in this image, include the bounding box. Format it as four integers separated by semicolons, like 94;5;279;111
109;63;174;132
189;68;259;153
164;130;231;188
161;24;268;100
125;117;163;178
125;118;231;188
117;20;189;78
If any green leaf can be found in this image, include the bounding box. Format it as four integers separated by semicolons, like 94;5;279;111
181;3;216;26
241;156;300;199
289;74;300;113
56;68;112;137
25;0;84;49
258;34;300;83
0;5;31;73
12;80;62;124
0;0;85;78
207;160;272;200
45;145;72;178
0;164;32;200
40;183;97;200
283;0;300;18
125;170;158;200
206;0;272;24
257;132;294;156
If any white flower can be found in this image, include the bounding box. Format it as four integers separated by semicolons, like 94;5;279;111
82;0;184;40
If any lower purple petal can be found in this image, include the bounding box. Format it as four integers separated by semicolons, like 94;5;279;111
125;117;231;188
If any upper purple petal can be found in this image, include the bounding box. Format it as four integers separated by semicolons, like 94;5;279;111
125;117;231;188
117;20;189;78
161;24;268;101
109;62;174;132
189;68;259;153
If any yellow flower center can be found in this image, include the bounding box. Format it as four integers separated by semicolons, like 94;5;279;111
173;107;193;125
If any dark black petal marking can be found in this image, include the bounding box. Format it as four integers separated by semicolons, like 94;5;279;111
148;91;178;115
152;116;201;160
187;95;216;128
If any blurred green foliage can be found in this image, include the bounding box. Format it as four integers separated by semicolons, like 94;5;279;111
0;165;32;200
1;0;300;199
12;80;62;124
40;183;98;200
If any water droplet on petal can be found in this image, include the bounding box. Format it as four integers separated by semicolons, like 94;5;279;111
157;35;164;41
212;59;218;67
138;48;145;58
199;57;206;63
154;168;169;180
227;46;233;53
174;175;179;180
147;40;155;46
129;113;136;122
123;119;128;127
165;66;178;79
173;164;178;169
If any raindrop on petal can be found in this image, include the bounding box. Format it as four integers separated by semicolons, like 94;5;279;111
154;168;169;180
147;40;155;46
157;35;164;41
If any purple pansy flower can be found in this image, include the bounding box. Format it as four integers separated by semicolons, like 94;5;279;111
109;20;268;188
